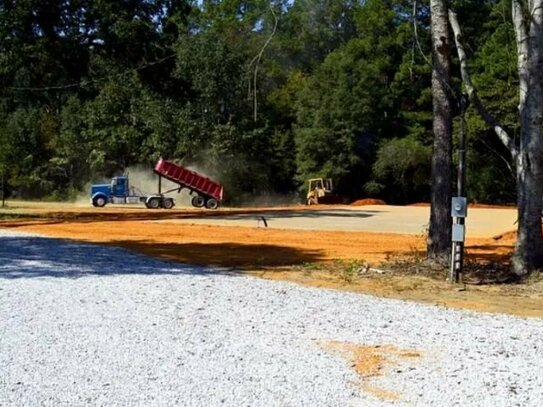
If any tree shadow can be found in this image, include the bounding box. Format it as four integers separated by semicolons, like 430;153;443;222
108;240;325;269
0;207;379;226
218;209;382;220
0;235;325;280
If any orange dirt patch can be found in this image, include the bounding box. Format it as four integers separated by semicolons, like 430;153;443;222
0;217;425;266
0;215;514;267
319;341;421;401
469;203;516;209
351;198;386;206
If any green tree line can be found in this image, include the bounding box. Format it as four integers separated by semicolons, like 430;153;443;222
0;0;517;205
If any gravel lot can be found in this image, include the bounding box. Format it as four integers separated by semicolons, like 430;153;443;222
1;230;542;406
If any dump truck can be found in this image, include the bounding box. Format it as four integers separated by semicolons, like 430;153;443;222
90;158;224;209
154;158;223;209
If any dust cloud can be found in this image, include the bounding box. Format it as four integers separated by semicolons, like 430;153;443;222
72;165;194;207
125;165;194;207
73;159;299;209
234;193;300;208
181;155;300;208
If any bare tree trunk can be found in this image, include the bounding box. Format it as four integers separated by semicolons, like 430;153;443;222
448;9;517;156
427;0;453;261
511;0;543;275
449;1;543;276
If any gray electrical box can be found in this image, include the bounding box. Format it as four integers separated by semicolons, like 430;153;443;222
451;196;468;218
452;224;465;242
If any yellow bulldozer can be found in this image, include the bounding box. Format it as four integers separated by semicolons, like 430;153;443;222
306;178;347;205
306;178;332;205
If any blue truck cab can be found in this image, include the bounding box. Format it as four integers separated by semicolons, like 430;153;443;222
90;176;134;207
90;173;175;209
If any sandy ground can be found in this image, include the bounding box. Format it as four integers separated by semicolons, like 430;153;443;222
1;201;542;318
149;205;518;237
0;201;518;237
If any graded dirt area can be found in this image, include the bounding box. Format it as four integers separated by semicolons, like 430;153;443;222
1;201;542;318
148;204;518;237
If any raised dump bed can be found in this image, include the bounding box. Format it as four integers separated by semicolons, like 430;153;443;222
154;158;224;209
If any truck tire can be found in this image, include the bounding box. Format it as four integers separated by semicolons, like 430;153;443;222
192;196;205;208
162;198;175;209
93;196;107;207
147;197;161;209
205;198;219;209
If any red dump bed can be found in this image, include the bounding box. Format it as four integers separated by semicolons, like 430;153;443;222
154;158;224;201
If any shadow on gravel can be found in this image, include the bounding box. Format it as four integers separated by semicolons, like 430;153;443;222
0;235;324;279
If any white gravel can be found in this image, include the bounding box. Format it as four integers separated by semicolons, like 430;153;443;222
1;229;542;407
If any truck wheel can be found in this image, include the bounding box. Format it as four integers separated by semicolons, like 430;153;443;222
162;198;175;209
192;196;205;208
205;198;219;209
93;196;107;207
147;197;161;209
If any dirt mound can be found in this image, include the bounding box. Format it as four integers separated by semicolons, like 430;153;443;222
351;198;386;206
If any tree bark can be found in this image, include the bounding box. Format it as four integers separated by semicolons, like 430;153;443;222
449;1;543;276
511;0;543;275
427;0;453;261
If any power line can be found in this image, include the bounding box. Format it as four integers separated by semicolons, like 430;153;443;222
7;54;176;92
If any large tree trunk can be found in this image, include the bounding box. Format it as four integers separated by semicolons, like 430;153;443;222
427;0;452;261
511;0;543;275
449;1;543;276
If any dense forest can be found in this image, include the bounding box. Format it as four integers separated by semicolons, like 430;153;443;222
0;0;518;205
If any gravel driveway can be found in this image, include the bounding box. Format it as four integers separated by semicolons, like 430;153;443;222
1;230;542;406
